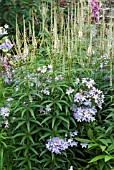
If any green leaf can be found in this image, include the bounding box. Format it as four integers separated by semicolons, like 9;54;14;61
75;138;91;143
104;155;114;162
13;107;25;114
27;121;30;132
39;133;51;140
30;157;41;163
39;149;48;157
28;135;35;144
41;116;52;125
19;93;27;100
98;139;108;146
12;133;26;139
29;108;36;120
88;143;98;149
57;100;69;106
87;129;94;139
100;145;106;152
57;130;68;133
31;128;42;135
18;160;27;167
41;100;53;105
57;116;69;129
31;92;42;99
28;160;32;169
29;146;38;155
52;116;56;129
30;119;42;126
69;116;77;126
0;148;3;170
14;145;27;152
89;155;105;163
20;136;27;144
21;109;27;117
15;121;26;130
107;144;114;152
56;102;62;111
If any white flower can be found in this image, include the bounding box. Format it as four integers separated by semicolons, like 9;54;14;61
75;78;80;85
66;87;74;95
0;107;10;119
46;105;51;112
80;143;88;148
41;66;47;73
4;24;9;29
37;67;41;72
4;120;10;128
30;82;34;87
7;98;14;101
16;87;18;91
48;64;53;69
69;166;73;170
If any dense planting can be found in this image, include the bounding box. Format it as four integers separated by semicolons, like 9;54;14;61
0;1;114;170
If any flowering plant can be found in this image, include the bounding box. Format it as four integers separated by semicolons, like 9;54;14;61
0;24;14;78
0;59;105;169
0;24;14;53
91;0;102;21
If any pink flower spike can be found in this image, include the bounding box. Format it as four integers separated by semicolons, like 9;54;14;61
4;60;9;68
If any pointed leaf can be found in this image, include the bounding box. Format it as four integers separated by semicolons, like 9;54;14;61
105;155;114;162
89;155;105;163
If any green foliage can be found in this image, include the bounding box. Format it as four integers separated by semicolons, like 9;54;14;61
0;1;114;169
0;0;39;31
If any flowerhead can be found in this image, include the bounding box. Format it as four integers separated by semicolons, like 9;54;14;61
46;137;69;154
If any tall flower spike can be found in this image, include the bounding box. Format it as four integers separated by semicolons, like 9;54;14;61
91;0;101;21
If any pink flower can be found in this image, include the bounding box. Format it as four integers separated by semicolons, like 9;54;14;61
91;0;101;21
4;60;9;68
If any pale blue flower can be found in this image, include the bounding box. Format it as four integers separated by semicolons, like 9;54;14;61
66;87;74;95
46;137;69;154
0;39;14;51
0;107;10;119
80;143;88;148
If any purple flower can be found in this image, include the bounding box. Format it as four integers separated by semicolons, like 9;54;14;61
91;0;101;21
73;106;97;122
46;137;69;154
41;89;50;95
82;78;87;84
74;92;86;103
4;60;9;69
75;78;80;85
86;79;95;88
68;140;78;147
83;101;92;106
66;87;74;95
0;107;10;119
0;39;14;51
70;131;78;137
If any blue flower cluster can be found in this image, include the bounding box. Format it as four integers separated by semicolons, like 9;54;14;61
46;132;88;154
46;130;79;154
67;78;104;122
0;25;14;51
72;105;97;122
46;137;70;154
